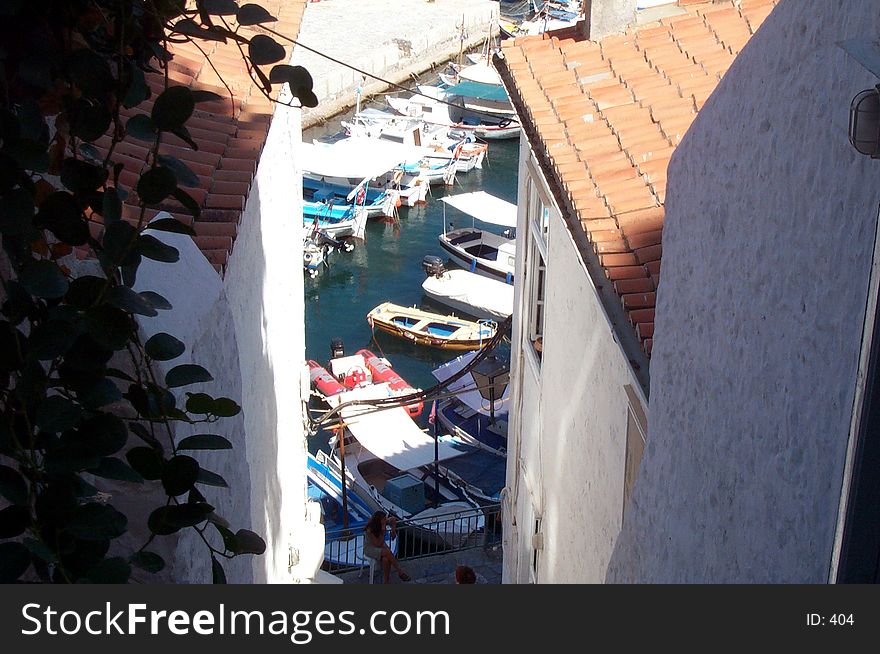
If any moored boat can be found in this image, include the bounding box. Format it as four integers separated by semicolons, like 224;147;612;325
421;256;514;321
366;302;497;351
439;191;517;284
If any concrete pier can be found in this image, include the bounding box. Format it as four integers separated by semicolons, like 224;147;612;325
291;0;500;129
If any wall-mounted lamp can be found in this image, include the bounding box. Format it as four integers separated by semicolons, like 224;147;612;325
850;86;880;157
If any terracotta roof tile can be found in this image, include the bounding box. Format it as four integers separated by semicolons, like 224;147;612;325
82;0;310;274
499;0;775;355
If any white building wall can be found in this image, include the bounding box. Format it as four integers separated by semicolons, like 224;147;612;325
221;96;318;584
133;92;315;583
607;0;880;583
504;141;646;583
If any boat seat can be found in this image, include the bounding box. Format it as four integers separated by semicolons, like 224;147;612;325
312;189;333;202
455;404;479;419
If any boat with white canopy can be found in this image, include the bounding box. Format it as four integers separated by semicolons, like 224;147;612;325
421;256;514;321
439;191;517;283
324;384;486;545
301;139;429;207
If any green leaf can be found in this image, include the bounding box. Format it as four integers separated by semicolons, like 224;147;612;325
82;557;131;583
237;3;277;26
212;397;241;417
211;555;227;583
0;504;30;538
69;99;112;143
44;442;100;474
140;291;172;310
3;138;49;172
79;413;128;456
230;529;266;555
79;378;123;409
204;0;238;15
296;88;319;109
137;166;177;204
170;125;199;150
248;34;285;66
23;537;58;564
192;90;224;103
84;304;134;350
138;234;179;263
178;434;232;450
125;114;158;142
101;221;139;267
0;187;37;239
103;186;122;223
67;49;114;98
66;503;128;540
152;86;195;132
126;447;164;480
29;320;79;360
61;158;106;196
123;65;151;109
156;155;199;188
89;457;144;483
148;503;214;535
105;285;159;317
0;465;28;505
66;275;107;309
0;321;26;372
130;551;165;573
148;217;196;236
36;395;82;433
171;187;201;218
162;455;200;496
19;259;69;299
0;542;31;583
269;64;313;90
196;468;228;488
35;191;90;245
170;18;229;42
145;332;186;361
185;392;215;414
166;364;213;388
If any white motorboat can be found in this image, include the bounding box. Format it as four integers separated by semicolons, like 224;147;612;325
342;109;488;174
301;139;429;208
387;85;521;141
439;191;517;284
421;256;514;321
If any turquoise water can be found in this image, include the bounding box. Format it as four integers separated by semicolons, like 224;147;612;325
303;121;520;450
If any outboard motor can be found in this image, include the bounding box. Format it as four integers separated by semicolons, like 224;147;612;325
330;337;345;360
421;255;446;278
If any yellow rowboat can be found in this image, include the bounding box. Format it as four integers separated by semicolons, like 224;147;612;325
366;302;497;351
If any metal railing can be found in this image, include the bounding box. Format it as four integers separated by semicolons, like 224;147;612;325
322;503;502;573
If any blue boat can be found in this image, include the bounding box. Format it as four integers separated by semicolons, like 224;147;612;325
302;201;368;239
303;177;393;218
307;452;397;567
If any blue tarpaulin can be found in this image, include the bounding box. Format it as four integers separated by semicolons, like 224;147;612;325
445;81;510;103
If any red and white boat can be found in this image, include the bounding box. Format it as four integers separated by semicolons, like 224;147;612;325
307;344;423;418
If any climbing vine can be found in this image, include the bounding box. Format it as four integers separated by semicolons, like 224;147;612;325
0;0;316;583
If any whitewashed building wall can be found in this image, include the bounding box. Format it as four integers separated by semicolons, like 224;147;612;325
504;140;648;583
607;0;880;583
136;97;316;583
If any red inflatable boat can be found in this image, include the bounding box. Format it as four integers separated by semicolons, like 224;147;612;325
357;349;423;418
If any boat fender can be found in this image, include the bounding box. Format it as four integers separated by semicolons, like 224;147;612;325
470;259;477;273
506;272;513;285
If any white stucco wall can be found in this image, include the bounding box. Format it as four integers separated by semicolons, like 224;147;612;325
607;0;880;583
504;141;647;583
222;94;316;584
132;86;314;583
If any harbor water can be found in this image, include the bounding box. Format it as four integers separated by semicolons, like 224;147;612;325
303;103;520;453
